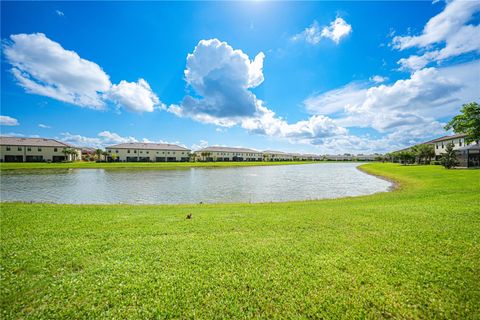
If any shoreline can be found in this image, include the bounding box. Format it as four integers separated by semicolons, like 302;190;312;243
0;160;375;171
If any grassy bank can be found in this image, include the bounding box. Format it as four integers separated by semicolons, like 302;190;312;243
1;164;479;318
0;160;320;171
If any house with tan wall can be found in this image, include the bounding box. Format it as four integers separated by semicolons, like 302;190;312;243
195;146;263;162
0;137;81;162
105;143;190;162
262;150;294;161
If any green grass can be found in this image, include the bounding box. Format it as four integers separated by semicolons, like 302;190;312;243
0;161;319;171
1;163;479;318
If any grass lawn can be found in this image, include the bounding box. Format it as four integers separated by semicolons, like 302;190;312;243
1;163;479;318
0;161;320;171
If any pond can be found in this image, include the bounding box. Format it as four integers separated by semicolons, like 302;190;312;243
0;163;392;204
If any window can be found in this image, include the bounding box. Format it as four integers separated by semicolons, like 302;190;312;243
116;150;119;153
27;147;31;151
38;148;42;151
108;150;111;153
436;144;438;149
54;148;57;152
146;151;149;154
134;150;137;153
127;150;131;153
6;146;10;151
18;147;22;151
140;151;143;154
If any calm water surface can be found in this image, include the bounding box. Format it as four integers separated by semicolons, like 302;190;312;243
0;163;391;204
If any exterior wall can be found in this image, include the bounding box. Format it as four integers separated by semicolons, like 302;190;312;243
195;151;263;161
263;153;294;161
0;145;80;162
106;148;190;162
434;138;478;157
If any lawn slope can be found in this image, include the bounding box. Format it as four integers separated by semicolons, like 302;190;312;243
1;163;479;318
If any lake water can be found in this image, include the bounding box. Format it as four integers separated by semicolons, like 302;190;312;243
0;163;391;204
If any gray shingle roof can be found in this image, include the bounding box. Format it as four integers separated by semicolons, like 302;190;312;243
196;146;261;153
106;143;190;151
0;136;76;148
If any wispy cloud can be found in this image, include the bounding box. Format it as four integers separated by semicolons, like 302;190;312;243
0;115;19;126
292;17;352;45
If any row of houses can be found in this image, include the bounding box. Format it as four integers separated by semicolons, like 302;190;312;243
0;136;379;163
397;133;479;168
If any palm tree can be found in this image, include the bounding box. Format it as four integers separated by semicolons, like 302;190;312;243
95;149;103;162
61;148;69;161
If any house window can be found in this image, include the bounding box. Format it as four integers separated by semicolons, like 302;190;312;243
140;151;143;154
146;151;149;154
108;150;111;153
134;150;137;153
27;147;31;151
116;150;119;153
38;148;42;151
6;146;11;151
54;148;58;152
127;150;130;153
18;147;22;151
459;139;462;147
436;144;438;149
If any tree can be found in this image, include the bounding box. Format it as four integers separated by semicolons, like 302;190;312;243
95;149;103;161
62;148;72;162
440;143;458;169
412;144;435;164
445;102;480;144
111;153;118;162
395;150;415;165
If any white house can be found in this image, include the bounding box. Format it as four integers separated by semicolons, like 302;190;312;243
105;143;191;162
195;146;263;161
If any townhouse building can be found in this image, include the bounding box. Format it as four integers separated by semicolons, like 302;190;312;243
105;143;190;162
0;137;81;162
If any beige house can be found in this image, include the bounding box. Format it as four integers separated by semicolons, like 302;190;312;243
105;143;191;162
262;150;294;161
195;146;263;161
430;133;479;167
0;137;81;162
430;134;478;157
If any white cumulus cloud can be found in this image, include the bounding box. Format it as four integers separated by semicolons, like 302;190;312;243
106;79;160;113
393;0;480;71
3;33;161;112
169;38;349;146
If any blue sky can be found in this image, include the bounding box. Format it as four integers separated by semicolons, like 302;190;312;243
1;1;479;154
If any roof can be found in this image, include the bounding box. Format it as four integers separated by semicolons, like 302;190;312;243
263;150;289;154
196;146;261;153
0;136;76;148
106;142;190;151
429;133;467;143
